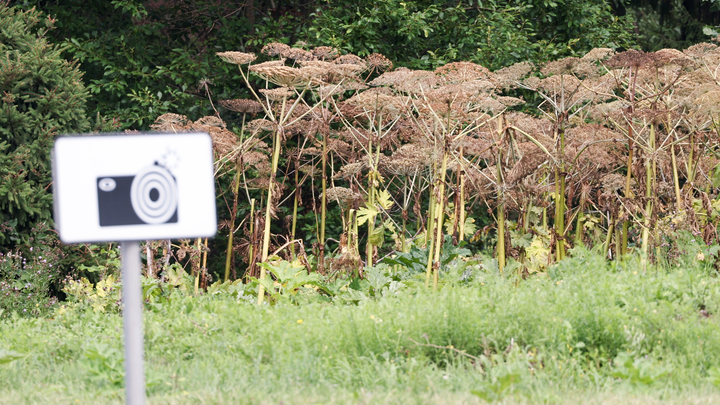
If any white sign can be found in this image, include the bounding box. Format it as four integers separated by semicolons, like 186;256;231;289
52;132;217;243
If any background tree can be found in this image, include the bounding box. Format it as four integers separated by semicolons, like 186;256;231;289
0;5;89;245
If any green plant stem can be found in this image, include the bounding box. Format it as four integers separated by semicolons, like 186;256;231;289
459;163;466;242
432;150;449;290
224;160;241;282
497;157;506;274
291;159;300;260
258;125;283;305
320;134;327;259
641;124;656;270
425;190;436;288
622;134;634;258
671;144;683;213
603;212;614;260
248;199;256;274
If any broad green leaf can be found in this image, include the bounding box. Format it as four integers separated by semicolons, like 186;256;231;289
357;204;378;227
712;163;720;188
377;189;393;210
368;224;385;247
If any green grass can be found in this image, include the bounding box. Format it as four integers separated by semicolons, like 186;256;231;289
2;249;720;404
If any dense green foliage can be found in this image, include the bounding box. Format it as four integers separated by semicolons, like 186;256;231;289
0;5;88;244
2;248;720;403
309;0;636;69
11;0;641;129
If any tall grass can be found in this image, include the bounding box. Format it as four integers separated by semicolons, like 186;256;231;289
2;248;720;403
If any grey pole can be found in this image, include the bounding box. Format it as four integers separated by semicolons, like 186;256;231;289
121;241;146;405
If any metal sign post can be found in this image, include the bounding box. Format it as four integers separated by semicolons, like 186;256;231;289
121;241;145;405
52;132;217;404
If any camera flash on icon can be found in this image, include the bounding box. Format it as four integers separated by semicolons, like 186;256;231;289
98;178;117;192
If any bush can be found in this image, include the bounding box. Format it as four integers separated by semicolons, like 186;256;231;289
0;222;65;317
0;4;89;246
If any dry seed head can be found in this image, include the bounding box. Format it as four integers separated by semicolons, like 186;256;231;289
606;49;653;69
284;47;317;61
247;119;276;132
601;173;628;194
312;46;339;60
536;74;583;94
151;113;190;131
458;135;493;159
541;57;582;76
261;42;291;57
694;88;720;115
330;63;366;78
250;64;324;88
572;60;602;78
259;87;294;101
334;162;367;179
206;127;237;156
582;48;615;62
340;80;368;91
219;99;264;114
435;61;492;84
315;84;345;99
651;48;691;67
334;54;367;67
251;59;287;69
242;151;268;166
392;143;430;161
365;53;393;72
216;51;257;65
507;112;554;140
470;95;506;114
396;70;439;94
299;60;334;69
369;67;412;87
326;187;361;204
346;91;404;116
495;61;534;89
590;100;630;122
684;42;719;57
496;96;524;107
506;150;547;186
426;84;477;104
327;138;353;158
254;160;272;175
194;116;226;128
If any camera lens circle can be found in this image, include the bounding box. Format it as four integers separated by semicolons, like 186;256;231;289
130;165;178;224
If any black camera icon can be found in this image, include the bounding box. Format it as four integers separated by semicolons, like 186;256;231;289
97;163;178;227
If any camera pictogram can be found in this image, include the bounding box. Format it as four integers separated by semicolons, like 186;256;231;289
97;163;178;226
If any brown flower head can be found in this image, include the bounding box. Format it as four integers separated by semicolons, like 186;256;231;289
334;53;367;67
541;57;582;76
435;61;492;84
495;61;534;89
605;50;653;69
216;51;257;65
582;48;615;62
326;187;361;205
151;113;190;131
285;47;317;61
312;46;339;60
365;53;393;72
250;62;324;88
259;87;295;101
261;42;291;57
684;42;719;58
194;116;226;128
219;99;264;114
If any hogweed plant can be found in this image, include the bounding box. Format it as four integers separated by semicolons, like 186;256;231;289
133;41;720;303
